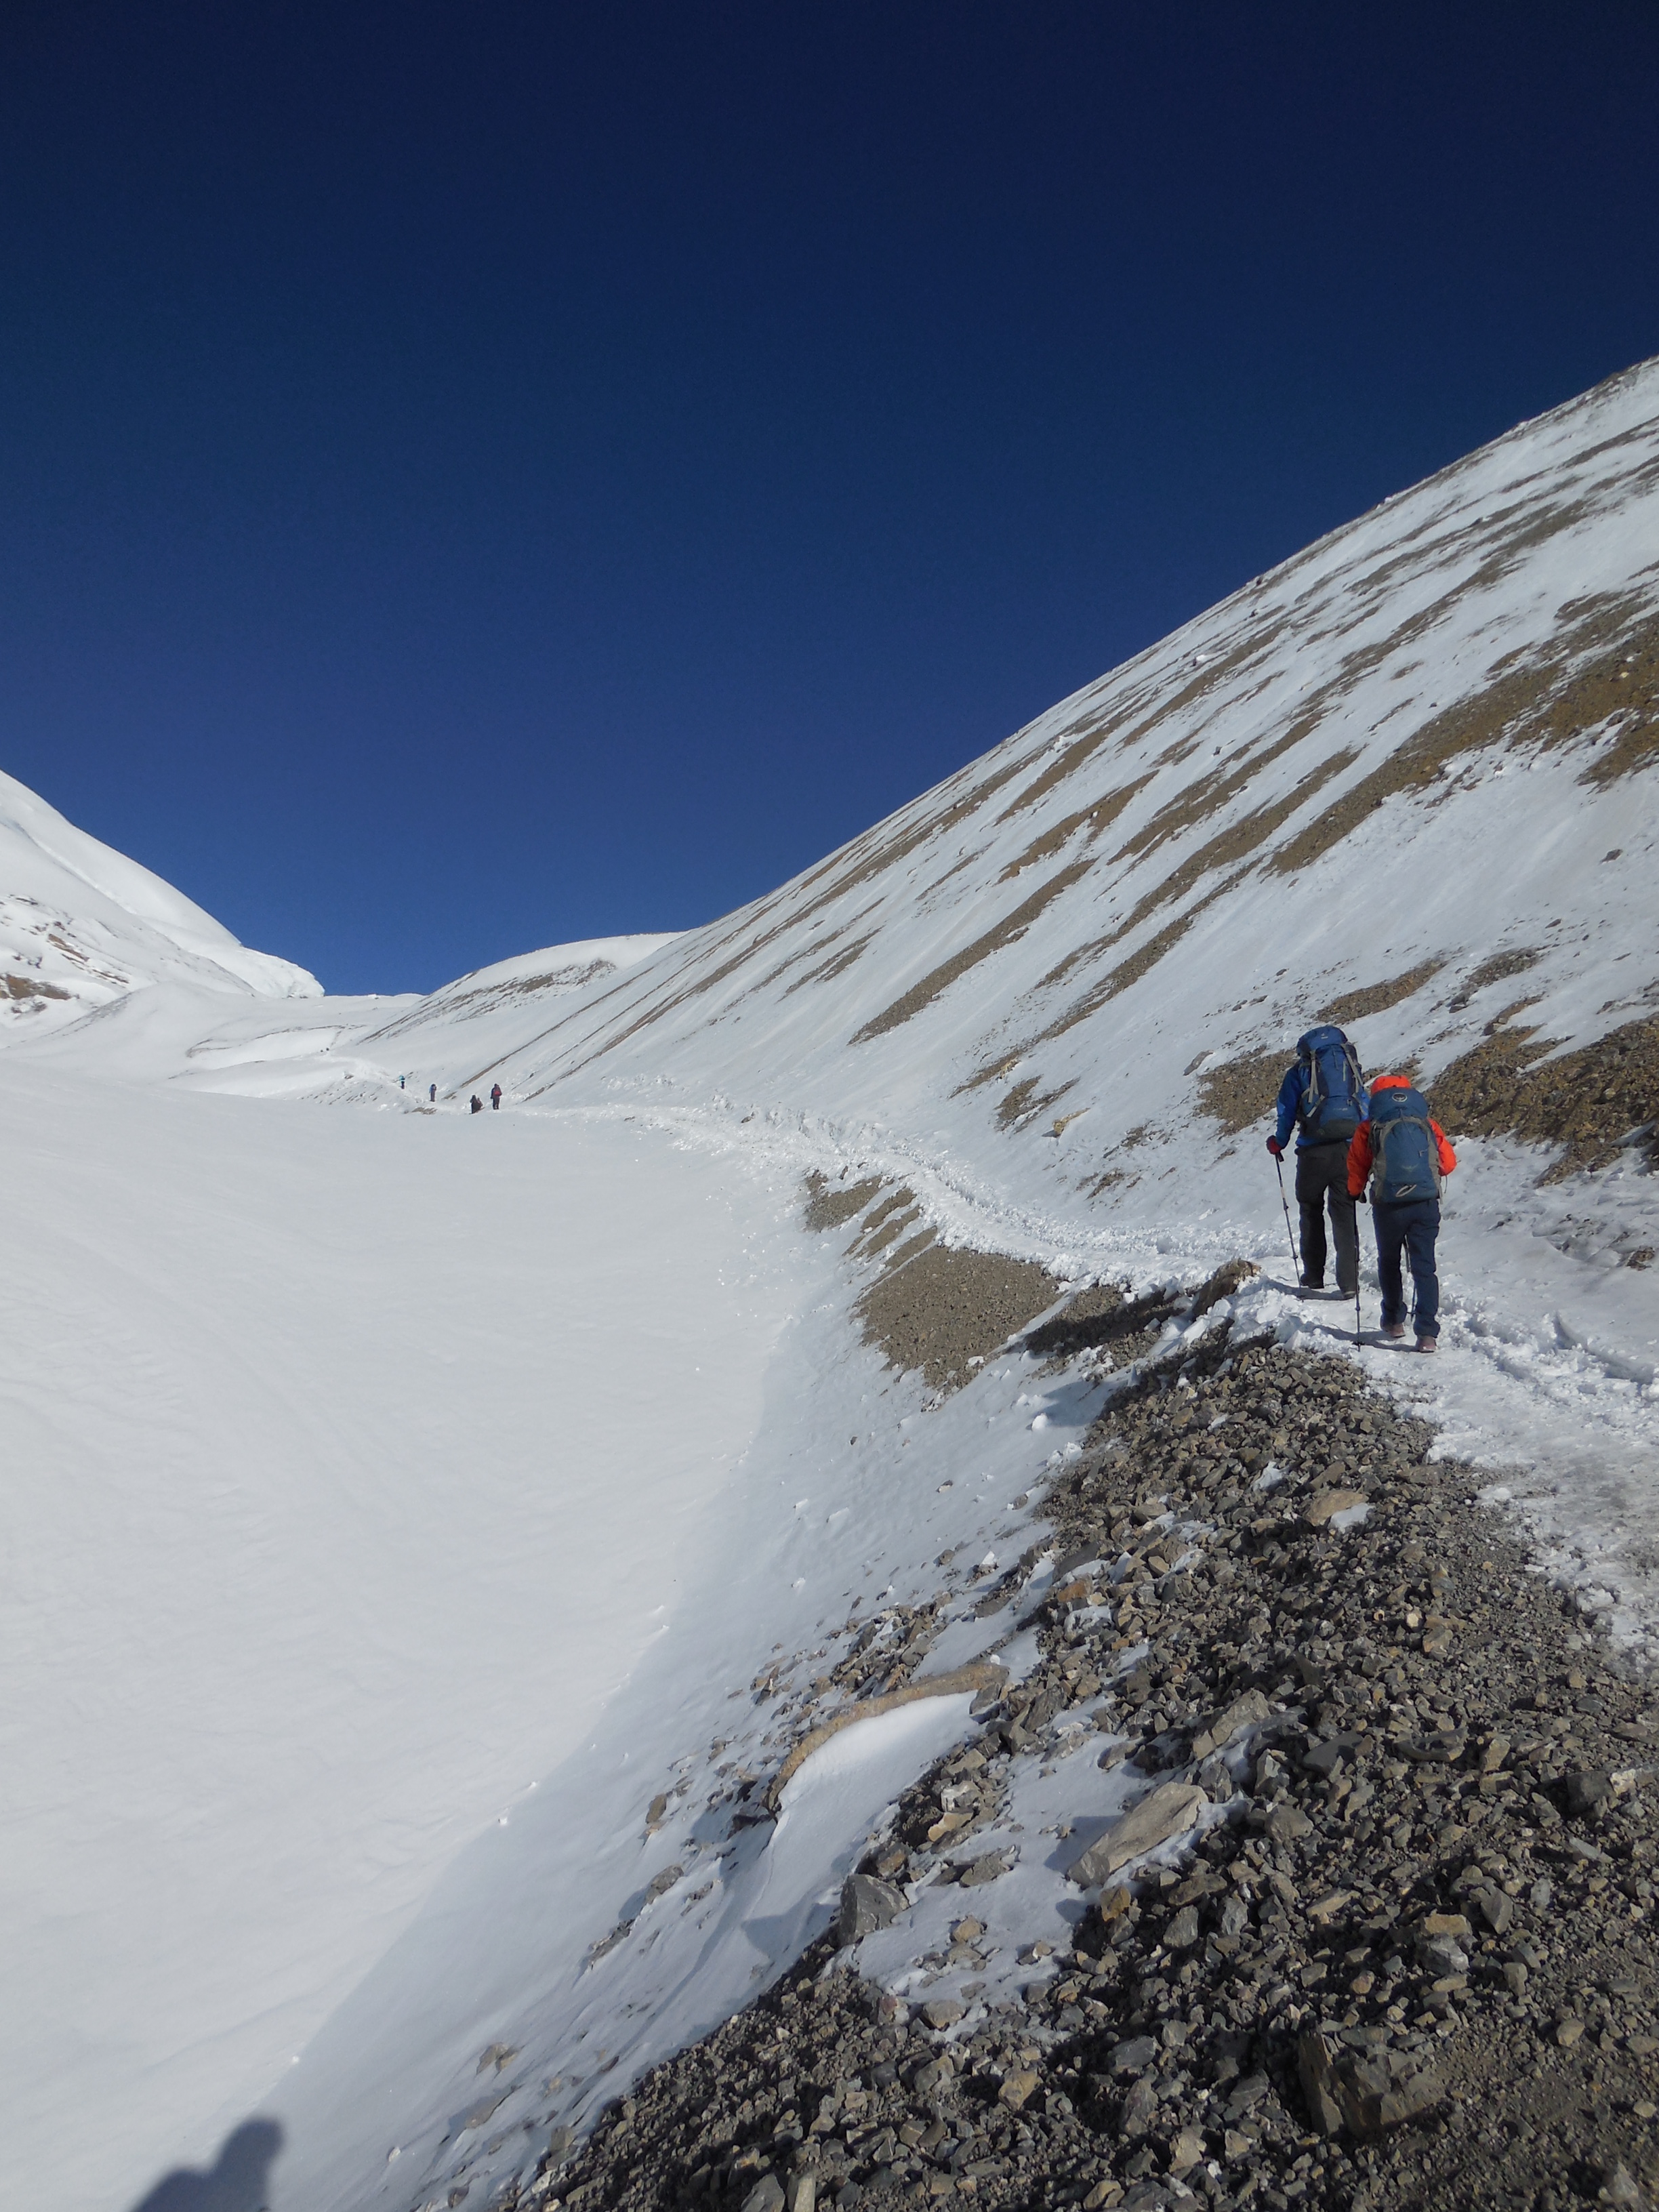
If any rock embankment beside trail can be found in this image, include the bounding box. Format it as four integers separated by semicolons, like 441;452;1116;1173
510;1288;1659;2212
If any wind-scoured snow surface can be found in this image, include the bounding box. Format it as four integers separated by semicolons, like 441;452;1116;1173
3;360;1657;2212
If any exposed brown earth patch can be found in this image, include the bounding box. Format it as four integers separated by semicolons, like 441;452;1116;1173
997;1076;1077;1131
1110;721;1321;871
743;905;884;1002
783;935;876;997
1036;749;1359;1035
954;1052;1025;1099
1321;962;1445;1029
1196;1052;1290;1138
1547;605;1659;787
998;775;1156;884
803;1173;886;1233
996;710;1144;823
1452;948;1542;1002
1082;1164;1136;1197
1025;1261;1260;1379
855;1244;1058;1393
1271;591;1659;882
1036;869;1254;1046
852;861;1095;1046
1428;1009;1659;1181
3;973;70;1001
852;1191;925;1263
884;1227;941;1272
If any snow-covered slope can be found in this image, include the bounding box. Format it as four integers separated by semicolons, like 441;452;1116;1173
455;353;1659;1645
6;358;1659;2212
487;359;1659;1163
0;767;321;1020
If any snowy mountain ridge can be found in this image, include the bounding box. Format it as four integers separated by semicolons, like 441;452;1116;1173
0;766;321;1019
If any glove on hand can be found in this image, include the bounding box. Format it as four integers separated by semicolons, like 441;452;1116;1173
1266;1136;1284;1158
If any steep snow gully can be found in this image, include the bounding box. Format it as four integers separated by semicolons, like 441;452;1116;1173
1;357;1656;2212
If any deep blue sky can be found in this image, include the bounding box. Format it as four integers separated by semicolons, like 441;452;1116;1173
4;5;1658;993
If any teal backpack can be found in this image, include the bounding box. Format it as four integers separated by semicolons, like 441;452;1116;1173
1368;1084;1443;1204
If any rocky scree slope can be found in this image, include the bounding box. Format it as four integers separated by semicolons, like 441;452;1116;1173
507;1279;1659;2212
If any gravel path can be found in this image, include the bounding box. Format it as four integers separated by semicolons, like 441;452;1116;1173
506;1272;1658;2212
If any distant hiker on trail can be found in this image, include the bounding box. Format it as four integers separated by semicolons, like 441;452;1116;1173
490;1083;502;1111
1266;1024;1364;1298
399;1073;405;1090
1348;1075;1456;1352
430;1082;436;1103
470;1093;483;1114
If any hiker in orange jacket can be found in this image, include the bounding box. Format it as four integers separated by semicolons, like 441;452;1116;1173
1348;1075;1457;1351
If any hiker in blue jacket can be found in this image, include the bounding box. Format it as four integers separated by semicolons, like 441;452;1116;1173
1266;1025;1364;1297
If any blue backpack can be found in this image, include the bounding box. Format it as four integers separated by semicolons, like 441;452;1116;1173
1296;1025;1364;1143
1368;1084;1443;1204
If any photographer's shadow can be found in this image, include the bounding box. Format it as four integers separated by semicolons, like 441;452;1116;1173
129;2119;282;2212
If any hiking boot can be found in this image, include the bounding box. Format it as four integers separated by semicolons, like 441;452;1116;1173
1298;1275;1324;1292
1415;1336;1437;1354
1380;1322;1407;1340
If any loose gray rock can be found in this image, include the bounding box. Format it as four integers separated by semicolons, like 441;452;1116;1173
1419;1933;1470;1978
1475;1886;1515;1933
1164;1904;1201;1948
1120;2075;1160;2133
1599;2161;1647;2208
513;1326;1659;2212
1191;1687;1272;1757
835;1872;904;1946
739;2176;786;2212
957;1847;1015;1887
1069;1782;1207;1885
1264;1800;1312;1843
1298;2028;1443;2137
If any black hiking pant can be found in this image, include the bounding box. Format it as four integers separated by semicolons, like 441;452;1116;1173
1295;1141;1358;1296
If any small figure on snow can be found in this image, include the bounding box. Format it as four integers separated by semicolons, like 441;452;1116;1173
491;1083;502;1111
430;1082;436;1103
1348;1075;1456;1351
1267;1025;1364;1297
470;1094;483;1114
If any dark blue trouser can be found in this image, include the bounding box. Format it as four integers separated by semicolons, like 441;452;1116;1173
1372;1198;1441;1339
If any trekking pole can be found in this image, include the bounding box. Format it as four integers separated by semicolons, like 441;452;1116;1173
1353;1174;1367;1347
1273;1151;1300;1279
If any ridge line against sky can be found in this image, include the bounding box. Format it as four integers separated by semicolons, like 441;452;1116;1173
3;2;1658;994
